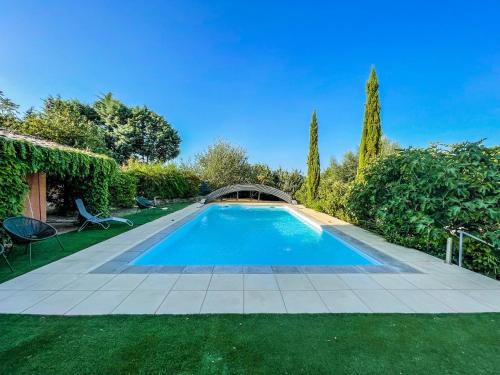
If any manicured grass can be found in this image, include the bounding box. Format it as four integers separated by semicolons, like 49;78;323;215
0;203;191;284
0;313;498;374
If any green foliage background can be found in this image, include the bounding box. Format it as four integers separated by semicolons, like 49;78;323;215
0;136;117;219
109;171;138;208
349;142;500;276
122;160;200;200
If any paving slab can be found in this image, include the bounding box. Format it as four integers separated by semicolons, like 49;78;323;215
244;291;286;313
244;274;279;290
319;290;371;313
100;274;147;290
425;290;493;312
201;291;243;313
0;290;54;313
66;290;131;315
307;274;349;290
275;274;314;290
209;274;244;290
24;291;93;315
339;274;384;290
135;274;180;291
354;290;414;313
369;274;418;290
63;274;116;291
173;274;212;290
281;291;328;313
156;291;206;314
389;290;454;313
113;290;169;314
464;290;500;310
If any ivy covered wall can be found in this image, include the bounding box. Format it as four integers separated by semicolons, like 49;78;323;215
0;134;117;219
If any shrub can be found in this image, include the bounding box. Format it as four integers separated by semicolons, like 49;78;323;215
109;171;138;208
0;133;116;219
122;160;200;200
272;168;304;197
195;140;252;190
317;180;353;222
348;142;500;277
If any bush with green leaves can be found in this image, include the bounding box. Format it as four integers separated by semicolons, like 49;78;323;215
271;168;304;197
0;134;117;219
348;142;500;276
195;140;252;190
123;160;200;200
109;171;138;208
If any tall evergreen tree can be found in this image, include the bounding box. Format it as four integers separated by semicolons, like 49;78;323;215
357;66;382;179
307;110;320;201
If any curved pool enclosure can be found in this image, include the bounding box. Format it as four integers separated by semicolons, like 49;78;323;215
203;184;295;204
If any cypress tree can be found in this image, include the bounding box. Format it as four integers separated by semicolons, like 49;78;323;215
307;110;320;201
357;66;382;179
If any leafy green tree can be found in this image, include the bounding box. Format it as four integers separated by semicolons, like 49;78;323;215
252;163;274;185
315;151;358;220
93;93;131;158
357;66;382;179
349;142;500;276
7;96;107;153
306;110;320;201
324;151;358;183
0;90;20;128
272;168;304;196
114;106;180;163
94;94;180;163
381;136;400;157
195;140;252;190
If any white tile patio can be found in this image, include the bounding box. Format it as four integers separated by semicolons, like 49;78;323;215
281;291;328;313
276;274;314;290
209;274;244;290
0;202;498;315
135;274;180;291
24;291;93;315
66;290;131;315
156;291;205;314
319;290;371;313
244;291;286;313
173;274;212;291
113;290;169;314
201;291;243;313
244;274;279;290
354;290;414;313
388;290;454;313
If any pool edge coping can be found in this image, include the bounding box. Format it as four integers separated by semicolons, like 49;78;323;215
90;203;421;275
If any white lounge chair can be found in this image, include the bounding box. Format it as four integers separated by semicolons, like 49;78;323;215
75;199;133;232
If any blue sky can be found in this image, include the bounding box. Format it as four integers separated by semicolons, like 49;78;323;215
1;0;499;171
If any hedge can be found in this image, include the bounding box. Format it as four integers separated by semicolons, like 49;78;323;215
122;160;200;200
348;142;500;277
0;133;117;219
109;171;138;208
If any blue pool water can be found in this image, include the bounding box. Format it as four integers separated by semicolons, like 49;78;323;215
132;205;378;266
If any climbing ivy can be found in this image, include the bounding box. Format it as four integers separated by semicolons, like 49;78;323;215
348;142;500;277
0;136;117;219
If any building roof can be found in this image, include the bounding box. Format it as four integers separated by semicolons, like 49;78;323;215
0;128;109;159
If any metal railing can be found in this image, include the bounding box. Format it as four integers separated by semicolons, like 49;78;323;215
452;229;496;267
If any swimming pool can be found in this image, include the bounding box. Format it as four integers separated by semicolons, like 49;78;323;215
131;204;379;266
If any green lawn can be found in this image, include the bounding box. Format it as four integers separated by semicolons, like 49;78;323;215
0;313;498;374
0;203;190;284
